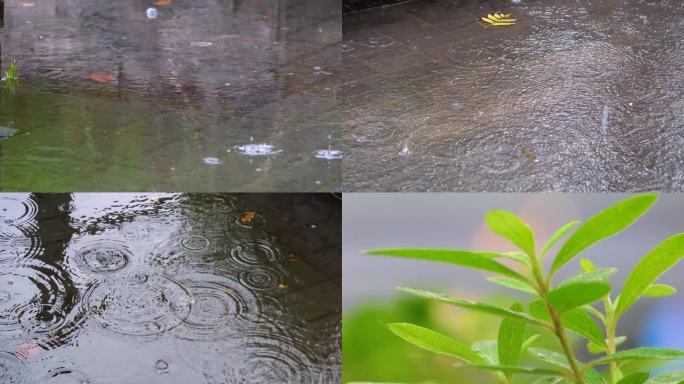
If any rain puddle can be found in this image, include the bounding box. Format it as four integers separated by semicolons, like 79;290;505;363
0;193;341;383
0;0;341;191
342;0;684;191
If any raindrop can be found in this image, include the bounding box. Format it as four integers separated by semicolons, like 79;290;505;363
313;149;342;160
190;42;213;47
234;144;282;156
67;239;131;277
155;359;169;373
145;7;158;19
203;157;222;165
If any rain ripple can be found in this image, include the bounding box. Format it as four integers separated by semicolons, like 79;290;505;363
82;273;192;339
203;332;336;384
172;266;261;342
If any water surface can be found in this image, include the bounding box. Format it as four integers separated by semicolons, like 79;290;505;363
0;0;341;191
343;0;683;191
0;192;341;383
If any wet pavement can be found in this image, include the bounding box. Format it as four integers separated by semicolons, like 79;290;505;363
0;0;341;191
0;193;341;383
342;0;684;192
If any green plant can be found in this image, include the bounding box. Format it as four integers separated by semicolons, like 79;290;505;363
353;194;684;384
3;60;18;81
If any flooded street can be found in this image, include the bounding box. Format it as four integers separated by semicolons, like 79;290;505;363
0;0;341;191
0;193;341;383
342;0;684;191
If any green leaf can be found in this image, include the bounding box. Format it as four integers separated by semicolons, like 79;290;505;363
472;340;498;365
541;221;580;257
547;281;611;312
616;233;684;317
588;347;684;367
469;365;567;376
646;370;684;383
551;194;657;274
617;373;649;384
588;336;626;355
580;258;597;272
398;287;548;327
643;284;677;298
387;323;485;364
498;303;526;377
533;378;568;384
560;268;617;286
485;210;536;257
488;276;537;294
496;251;532;266
522;334;540;350
528;347;570;369
529;300;606;347
366;249;524;279
585;368;607;384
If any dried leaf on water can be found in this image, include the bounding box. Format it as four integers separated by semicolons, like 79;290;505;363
480;13;517;26
87;73;114;83
240;211;256;223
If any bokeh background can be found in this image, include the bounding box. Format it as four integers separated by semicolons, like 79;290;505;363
343;193;684;383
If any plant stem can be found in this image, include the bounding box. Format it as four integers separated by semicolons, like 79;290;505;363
604;298;619;384
548;306;586;384
530;255;585;384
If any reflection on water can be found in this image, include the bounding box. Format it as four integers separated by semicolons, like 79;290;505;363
0;193;341;383
0;0;341;191
342;0;684;191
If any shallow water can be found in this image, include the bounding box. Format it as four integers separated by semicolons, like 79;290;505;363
0;193;341;383
0;0;341;191
342;0;684;191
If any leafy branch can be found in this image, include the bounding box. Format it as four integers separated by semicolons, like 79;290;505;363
351;194;684;384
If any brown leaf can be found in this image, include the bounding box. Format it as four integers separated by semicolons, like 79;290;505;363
153;0;171;6
240;211;256;223
88;73;114;83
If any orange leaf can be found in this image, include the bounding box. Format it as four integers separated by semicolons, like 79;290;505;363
240;211;256;223
88;73;114;83
153;0;171;6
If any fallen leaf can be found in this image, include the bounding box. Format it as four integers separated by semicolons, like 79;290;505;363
522;148;537;162
88;73;114;83
240;211;256;223
480;13;516;26
153;0;171;6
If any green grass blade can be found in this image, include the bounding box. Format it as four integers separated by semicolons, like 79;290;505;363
551;194;657;274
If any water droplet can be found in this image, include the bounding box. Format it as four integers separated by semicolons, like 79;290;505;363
234;144;282;156
313;149;342;160
155;359;169;373
145;7;158;19
203;157;222;165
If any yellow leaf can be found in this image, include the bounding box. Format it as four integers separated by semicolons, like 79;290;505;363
240;211;256;223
